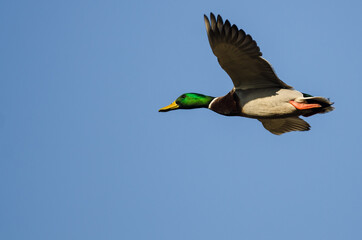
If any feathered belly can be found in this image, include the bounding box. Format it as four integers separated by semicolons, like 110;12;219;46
236;88;303;119
241;100;298;118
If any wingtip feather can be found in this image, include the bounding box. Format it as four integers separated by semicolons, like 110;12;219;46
204;14;211;33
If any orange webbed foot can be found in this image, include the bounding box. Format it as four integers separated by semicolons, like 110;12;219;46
289;100;321;110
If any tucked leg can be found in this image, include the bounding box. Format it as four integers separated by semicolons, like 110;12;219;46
289;100;321;110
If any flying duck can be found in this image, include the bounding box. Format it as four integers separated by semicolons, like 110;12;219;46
159;13;334;135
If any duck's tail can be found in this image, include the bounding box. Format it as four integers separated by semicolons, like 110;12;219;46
297;96;334;117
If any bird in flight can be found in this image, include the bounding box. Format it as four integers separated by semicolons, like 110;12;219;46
159;13;334;135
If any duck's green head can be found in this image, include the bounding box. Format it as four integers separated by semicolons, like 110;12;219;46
159;93;215;112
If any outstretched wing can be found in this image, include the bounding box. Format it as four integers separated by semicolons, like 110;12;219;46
204;13;292;90
258;117;310;135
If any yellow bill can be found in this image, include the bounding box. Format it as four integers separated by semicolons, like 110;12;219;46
159;101;179;112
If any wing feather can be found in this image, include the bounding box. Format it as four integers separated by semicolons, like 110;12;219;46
258;117;311;135
204;13;292;90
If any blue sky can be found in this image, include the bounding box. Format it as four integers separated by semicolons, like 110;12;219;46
1;0;362;239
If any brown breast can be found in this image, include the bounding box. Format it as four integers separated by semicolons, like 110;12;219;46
209;89;242;116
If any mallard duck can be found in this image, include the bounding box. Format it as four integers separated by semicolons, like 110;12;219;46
159;13;334;135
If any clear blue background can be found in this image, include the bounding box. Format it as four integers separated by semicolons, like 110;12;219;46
1;0;361;239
